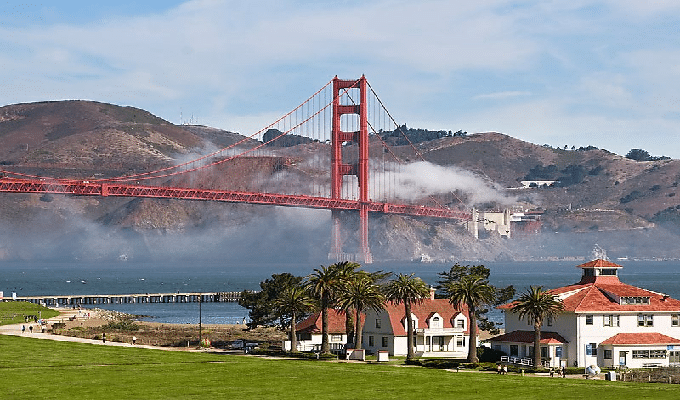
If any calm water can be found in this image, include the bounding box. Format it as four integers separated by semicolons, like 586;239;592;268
2;260;679;325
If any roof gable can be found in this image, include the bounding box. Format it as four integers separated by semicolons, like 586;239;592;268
383;298;469;336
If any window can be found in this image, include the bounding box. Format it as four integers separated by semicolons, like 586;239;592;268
585;315;593;325
510;345;519;356
555;346;563;358
600;268;617;276
604;350;613;359
375;318;381;329
633;350;667;359
672;314;680;327
456;336;465;348
541;347;548;358
622;296;650;305
586;343;597;356
547;315;553;326
456;319;465;329
368;336;374;347
381;336;388;348
603;314;620;327
638;314;654;327
330;334;342;342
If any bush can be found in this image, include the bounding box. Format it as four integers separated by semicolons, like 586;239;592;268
105;320;140;331
477;346;506;363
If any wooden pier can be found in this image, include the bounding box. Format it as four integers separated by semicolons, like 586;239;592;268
15;291;241;307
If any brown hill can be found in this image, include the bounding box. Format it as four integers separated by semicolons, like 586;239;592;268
1;100;680;262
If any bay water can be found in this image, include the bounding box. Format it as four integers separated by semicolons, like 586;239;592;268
2;260;679;326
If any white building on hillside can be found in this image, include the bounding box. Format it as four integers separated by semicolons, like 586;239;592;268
490;259;680;369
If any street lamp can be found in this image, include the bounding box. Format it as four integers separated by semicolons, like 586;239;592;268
198;294;202;348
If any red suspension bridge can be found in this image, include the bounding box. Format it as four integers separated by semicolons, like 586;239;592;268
0;76;471;263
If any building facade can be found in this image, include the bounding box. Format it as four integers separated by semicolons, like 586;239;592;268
491;259;680;368
361;290;471;357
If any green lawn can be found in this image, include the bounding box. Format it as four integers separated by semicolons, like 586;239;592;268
1;335;679;399
0;301;59;325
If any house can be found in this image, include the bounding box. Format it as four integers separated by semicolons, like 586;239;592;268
490;259;680;368
283;309;350;353
361;289;471;357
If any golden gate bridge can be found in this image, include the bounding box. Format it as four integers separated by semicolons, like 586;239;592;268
0;76;472;263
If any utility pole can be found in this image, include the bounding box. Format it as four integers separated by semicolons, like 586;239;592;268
198;294;202;348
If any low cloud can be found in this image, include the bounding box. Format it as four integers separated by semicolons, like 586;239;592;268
372;161;515;206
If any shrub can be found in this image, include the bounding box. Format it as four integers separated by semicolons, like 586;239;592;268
105;320;140;331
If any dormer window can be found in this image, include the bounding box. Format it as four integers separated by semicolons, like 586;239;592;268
429;314;442;329
600;268;617;276
621;296;650;305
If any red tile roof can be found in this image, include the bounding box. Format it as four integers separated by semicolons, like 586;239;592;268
490;330;568;344
382;298;470;336
600;332;680;345
296;309;348;334
576;259;623;269
498;259;680;313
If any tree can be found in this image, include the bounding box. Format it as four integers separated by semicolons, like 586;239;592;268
510;286;564;369
443;275;495;363
238;273;303;328
336;272;386;348
305;262;351;354
383;273;431;360
274;285;314;353
438;264;514;335
626;148;651;161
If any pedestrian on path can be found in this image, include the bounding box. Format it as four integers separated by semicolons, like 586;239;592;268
102;332;106;343
21;325;25;334
132;336;137;345
29;325;33;333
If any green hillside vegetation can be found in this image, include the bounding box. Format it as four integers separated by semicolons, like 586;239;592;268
1;335;679;399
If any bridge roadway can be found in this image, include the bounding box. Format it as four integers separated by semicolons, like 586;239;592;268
16;291;241;307
0;177;472;221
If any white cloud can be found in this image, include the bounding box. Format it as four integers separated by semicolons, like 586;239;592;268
0;0;679;158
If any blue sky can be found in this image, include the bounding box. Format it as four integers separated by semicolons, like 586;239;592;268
1;0;679;158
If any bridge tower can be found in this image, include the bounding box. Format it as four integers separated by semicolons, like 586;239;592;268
329;76;373;263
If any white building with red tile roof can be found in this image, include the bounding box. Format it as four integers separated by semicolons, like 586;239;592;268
490;259;680;368
361;290;471;358
285;309;351;353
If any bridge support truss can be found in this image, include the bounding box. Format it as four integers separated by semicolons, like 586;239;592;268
329;75;372;263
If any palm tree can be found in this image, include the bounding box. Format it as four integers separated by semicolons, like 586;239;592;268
306;263;346;354
511;286;564;369
274;285;314;353
329;261;363;341
383;273;430;360
443;275;495;363
337;273;385;348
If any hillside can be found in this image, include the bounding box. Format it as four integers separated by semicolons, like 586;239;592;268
1;100;679;263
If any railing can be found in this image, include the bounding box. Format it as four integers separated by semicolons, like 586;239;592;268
500;355;550;367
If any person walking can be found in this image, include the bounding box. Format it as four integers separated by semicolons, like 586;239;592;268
102;332;106;343
132;336;137;345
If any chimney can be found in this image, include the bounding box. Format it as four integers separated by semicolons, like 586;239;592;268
430;286;436;300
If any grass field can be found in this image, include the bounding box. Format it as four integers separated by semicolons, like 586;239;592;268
0;301;59;325
1;335;680;399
